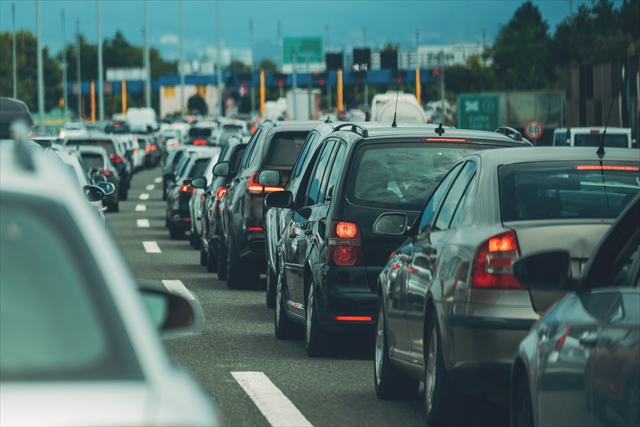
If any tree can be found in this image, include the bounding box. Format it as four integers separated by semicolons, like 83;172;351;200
489;1;554;90
445;55;500;94
187;94;208;115
380;43;399;52
258;58;278;73
226;60;251;73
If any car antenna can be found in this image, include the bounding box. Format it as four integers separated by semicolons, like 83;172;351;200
597;95;616;208
391;89;399;128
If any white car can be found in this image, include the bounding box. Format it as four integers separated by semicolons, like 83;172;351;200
0;131;221;427
188;147;222;249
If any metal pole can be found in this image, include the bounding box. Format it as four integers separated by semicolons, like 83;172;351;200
292;53;297;120
216;0;223;117
36;0;45;133
77;19;82;119
12;3;17;99
62;10;68;121
440;50;445;123
97;0;104;122
179;0;185;115
307;56;311;119
250;18;255;113
144;0;151;110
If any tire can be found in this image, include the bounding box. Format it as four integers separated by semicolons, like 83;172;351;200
226;232;246;289
374;304;420;399
512;378;534;427
111;201;120;213
274;262;300;340
424;312;462;427
305;281;331;357
169;222;185;240
217;234;227;280
193;227;201;250
199;246;208;266
265;261;277;308
206;239;218;273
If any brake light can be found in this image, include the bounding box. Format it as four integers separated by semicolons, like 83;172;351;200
180;184;196;194
246;172;285;195
420;137;471;143
151;144;157;151
194;139;207;145
133;148;138;154
333;316;373;322
171;141;179;147
100;169;113;177
248;226;264;232
216;186;227;199
471;230;523;289
327;220;363;266
576;165;639;171
144;145;150;152
201;194;206;201
109;154;123;163
590;129;600;134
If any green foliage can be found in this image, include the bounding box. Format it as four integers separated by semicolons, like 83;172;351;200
381;43;399;52
187;94;208;115
226;60;251;73
258;59;278;73
445;55;500;94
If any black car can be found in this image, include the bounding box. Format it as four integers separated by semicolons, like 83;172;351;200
162;146;190;200
214;120;316;289
186;124;219;147
264;122;532;357
192;136;249;274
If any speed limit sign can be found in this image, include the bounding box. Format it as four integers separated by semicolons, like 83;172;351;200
524;119;544;140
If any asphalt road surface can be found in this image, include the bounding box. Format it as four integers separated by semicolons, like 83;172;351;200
106;166;510;427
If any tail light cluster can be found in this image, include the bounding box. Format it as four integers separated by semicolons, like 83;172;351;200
471;230;524;289
109;154;123;164
100;169;113;177
193;139;207;146
216;186;227;199
327;221;363;267
144;145;150;152
180;184;196;194
246;172;284;195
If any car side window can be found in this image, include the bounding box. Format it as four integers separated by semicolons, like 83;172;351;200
324;143;346;203
434;162;477;231
603;227;640;288
417;163;464;234
447;162;479;230
239;128;262;171
305;141;336;206
293;132;316;178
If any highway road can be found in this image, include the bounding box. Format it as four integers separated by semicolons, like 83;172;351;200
106;166;510;427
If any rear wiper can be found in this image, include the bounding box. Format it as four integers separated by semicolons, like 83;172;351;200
597;96;617;209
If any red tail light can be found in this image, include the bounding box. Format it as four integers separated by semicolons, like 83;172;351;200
247;226;264;232
133;148;138;154
151;144;157;151
109;154;123;163
471;230;523;289
333;316;373;322
246;172;285;195
194;139;207;146
576;165;639;171
171;141;179;147
180;184;196;194
144;145;150;152
201;194;206;200
327;220;363;266
100;169;113;177
216;186;227;199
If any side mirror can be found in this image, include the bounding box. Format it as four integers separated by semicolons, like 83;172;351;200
139;286;198;333
373;212;408;235
212;161;230;177
258;169;282;187
264;190;294;208
512;251;573;291
83;185;106;202
191;176;207;189
97;181;115;196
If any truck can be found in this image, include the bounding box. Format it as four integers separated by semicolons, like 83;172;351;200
370;91;427;124
126;107;159;132
286;89;321;121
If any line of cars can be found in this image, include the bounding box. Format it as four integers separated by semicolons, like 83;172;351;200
175;114;639;426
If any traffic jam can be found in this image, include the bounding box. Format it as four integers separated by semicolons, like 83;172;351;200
2;1;640;426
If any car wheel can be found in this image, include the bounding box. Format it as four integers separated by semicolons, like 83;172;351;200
111;201;120;213
217;234;227;280
169;222;185;240
226;232;246;289
374;304;419;399
628;380;639;427
165;216;169;228
207;239;218;273
513;378;534;427
274;263;300;340
266;261;277;309
424;312;461;426
305;281;330;357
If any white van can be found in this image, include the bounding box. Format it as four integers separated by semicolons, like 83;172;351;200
556;127;633;148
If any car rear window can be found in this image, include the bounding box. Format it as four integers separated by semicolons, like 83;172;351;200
189;128;213;138
348;144;481;210
573;134;629;148
265;131;308;167
80;153;105;170
499;161;640;221
68;139;116;156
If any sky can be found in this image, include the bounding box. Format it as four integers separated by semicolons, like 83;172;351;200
0;0;608;65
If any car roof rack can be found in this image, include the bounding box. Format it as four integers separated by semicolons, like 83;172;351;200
495;126;524;142
334;123;369;138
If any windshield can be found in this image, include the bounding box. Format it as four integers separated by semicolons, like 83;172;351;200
67;139;116;156
573;133;629;148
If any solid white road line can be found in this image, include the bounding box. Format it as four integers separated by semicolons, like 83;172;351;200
135;204;146;212
161;279;195;301
139;193;150;200
143;241;161;253
231;372;313;427
137;219;150;228
145;184;155;190
154;177;162;183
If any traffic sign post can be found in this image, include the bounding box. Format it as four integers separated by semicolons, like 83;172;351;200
524;119;544;140
457;93;501;131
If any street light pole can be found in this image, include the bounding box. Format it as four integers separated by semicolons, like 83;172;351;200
36;0;45;133
180;0;185;115
12;3;17;99
97;0;104;122
62;10;68;121
216;0;223;117
250;17;255;114
144;0;151;110
76;19;82;119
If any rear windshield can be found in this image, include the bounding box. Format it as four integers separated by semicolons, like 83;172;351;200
348;144;481;210
80;153;104;170
68;139;115;156
188;158;211;178
499;161;640;221
189;128;213;138
265;131;308;167
573;133;629;148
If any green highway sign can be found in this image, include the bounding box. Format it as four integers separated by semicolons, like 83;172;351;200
457;93;501;131
283;37;323;65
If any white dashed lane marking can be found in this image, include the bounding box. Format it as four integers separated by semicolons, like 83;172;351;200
145;184;155;190
139;193;150;200
137;219;150;228
135;204;146;212
143;241;161;253
161;280;195;301
154;177;162;183
231;372;313;427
